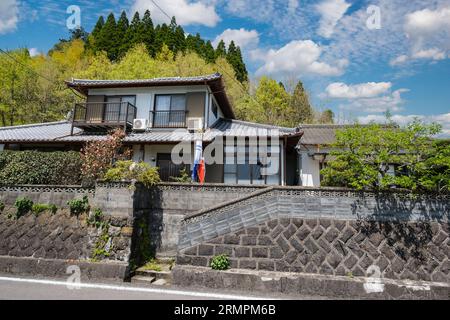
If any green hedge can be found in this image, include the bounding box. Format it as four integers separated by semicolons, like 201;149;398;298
0;150;82;185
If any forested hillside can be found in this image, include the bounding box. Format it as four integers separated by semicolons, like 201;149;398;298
0;10;333;128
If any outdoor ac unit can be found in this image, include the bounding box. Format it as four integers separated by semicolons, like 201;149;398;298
187;118;203;131
133;119;148;131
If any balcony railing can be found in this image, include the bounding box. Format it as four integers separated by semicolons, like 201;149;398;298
151;110;187;128
72;102;137;131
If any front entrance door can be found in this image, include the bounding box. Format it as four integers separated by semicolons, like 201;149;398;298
156;153;189;181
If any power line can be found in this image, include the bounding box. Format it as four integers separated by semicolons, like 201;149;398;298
0;48;82;98
0;48;55;83
148;0;260;109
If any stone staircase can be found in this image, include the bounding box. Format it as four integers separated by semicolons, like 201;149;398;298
130;257;174;286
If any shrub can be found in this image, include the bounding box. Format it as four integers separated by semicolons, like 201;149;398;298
170;168;192;183
67;195;90;216
0;200;5;212
87;208;104;228
31;203;57;216
210;254;230;270
14;197;34;218
81;129;131;186
0;150;81;185
103;160;161;187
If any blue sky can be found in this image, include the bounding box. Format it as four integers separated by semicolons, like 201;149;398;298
0;0;449;134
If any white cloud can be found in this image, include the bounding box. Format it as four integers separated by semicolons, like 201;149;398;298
131;0;220;27
0;0;19;34
412;48;446;60
404;7;450;37
390;47;447;66
28;48;40;57
358;113;450;136
212;28;259;49
252;40;348;77
389;54;409;66
338;89;409;113
316;0;351;38
326;82;392;99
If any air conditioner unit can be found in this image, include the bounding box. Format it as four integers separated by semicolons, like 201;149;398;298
187;118;203;131
133;119;148;131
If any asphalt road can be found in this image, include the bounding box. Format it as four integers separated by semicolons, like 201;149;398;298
0;274;323;300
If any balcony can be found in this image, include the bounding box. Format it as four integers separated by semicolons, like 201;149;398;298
151;110;187;128
72;102;137;132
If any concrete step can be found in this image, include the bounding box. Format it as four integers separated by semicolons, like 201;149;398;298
135;269;173;283
130;275;155;286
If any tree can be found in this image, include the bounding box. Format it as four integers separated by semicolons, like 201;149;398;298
215;40;227;59
290;80;313;124
141;10;155;55
116;11;130;58
80;128;131;185
320;119;444;192
318;109;334;123
226;41;248;83
96;13;117;60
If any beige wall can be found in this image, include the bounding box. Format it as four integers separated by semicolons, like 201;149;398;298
186;92;205;125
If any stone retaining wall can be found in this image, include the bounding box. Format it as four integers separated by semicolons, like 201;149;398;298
0;184;135;280
177;188;450;283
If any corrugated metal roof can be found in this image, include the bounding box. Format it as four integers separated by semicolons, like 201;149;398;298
208;119;297;138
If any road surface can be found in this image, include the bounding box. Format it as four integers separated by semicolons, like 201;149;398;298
0;274;324;300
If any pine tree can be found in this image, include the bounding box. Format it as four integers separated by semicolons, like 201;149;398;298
203;40;216;63
173;25;187;54
116;11;129;58
141;10;155;56
215;40;227;58
123;12;141;53
97;13;117;60
226;41;248;83
318;109;334;124
91;16;105;39
290;80;314;124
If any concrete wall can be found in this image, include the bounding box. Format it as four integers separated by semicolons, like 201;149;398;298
134;183;265;255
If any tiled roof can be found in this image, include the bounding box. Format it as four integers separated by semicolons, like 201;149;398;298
66;74;222;87
0;121;82;142
66;73;235;119
0;118;300;144
299;124;356;145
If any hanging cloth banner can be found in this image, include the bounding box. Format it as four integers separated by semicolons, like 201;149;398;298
192;140;202;182
198;157;205;184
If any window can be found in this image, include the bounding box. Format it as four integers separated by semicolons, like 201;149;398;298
212;100;218;118
154;94;186;127
223;139;280;185
105;96;136;122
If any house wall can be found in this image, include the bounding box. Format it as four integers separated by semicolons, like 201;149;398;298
88;85;217;129
0;144;4;151
299;151;321;187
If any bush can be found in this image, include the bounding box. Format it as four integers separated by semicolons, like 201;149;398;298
170;168;192;183
67;195;89;216
210;254;230;270
14;197;34;218
0;150;81;185
103;160;161;187
87;208;104;228
31;203;57;216
0;200;5;212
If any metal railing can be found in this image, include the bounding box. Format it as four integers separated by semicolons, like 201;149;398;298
151;110;187;128
73;102;137;126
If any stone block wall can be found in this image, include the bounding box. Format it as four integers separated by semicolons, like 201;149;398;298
0;184;136;279
177;188;450;283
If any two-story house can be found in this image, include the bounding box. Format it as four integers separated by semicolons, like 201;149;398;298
0;73;310;185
